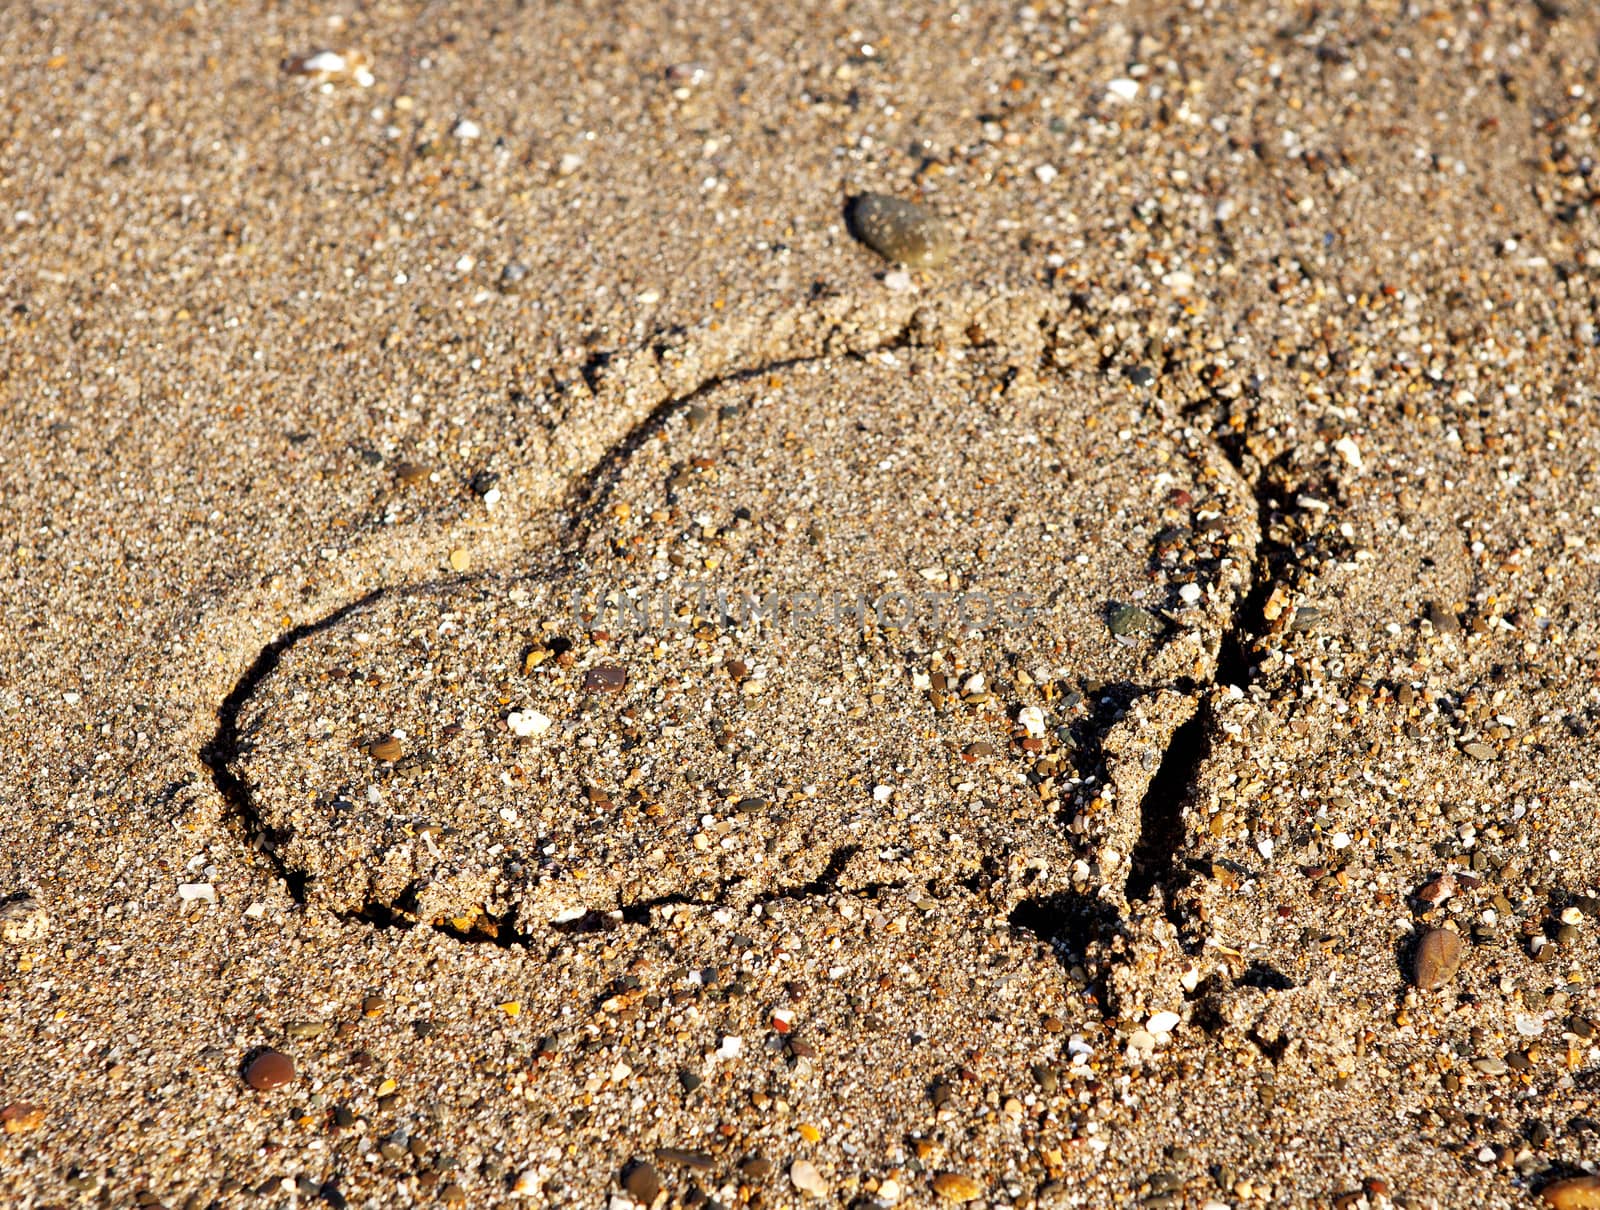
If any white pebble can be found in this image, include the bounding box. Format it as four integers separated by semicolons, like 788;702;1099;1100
1146;1010;1181;1035
293;50;347;74
1106;78;1140;102
1034;163;1059;184
177;882;215;902
873;784;894;802
507;710;552;737
790;1160;828;1197
452;118;481;141
1019;705;1047;738
1179;583;1203;605
1334;435;1364;470
715;1035;743;1061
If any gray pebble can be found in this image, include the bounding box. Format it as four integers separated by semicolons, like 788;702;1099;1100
1109;604;1164;639
846;193;954;268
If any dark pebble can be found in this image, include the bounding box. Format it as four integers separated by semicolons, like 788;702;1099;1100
622;1161;660;1204
1108;604;1164;638
498;262;529;292
656;1147;713;1170
243;1049;296;1091
739;1155;773;1180
845;192;954;268
583;665;628;694
1425;600;1461;636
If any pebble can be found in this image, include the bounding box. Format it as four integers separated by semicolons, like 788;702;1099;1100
790;1160;828;1197
368;737;404;762
507;710;552;738
583;665;628;694
1018;706;1047;738
1;1103;45;1134
655;1147;713;1171
845;193;954;268
1410;927;1464;990
499;263;529;293
739;1155;773;1179
1108;604;1163;638
621;1161;660;1204
0;893;49;943
1546;1177;1600;1208
243;1049;296;1091
1146;1010;1181;1035
933;1173;985;1202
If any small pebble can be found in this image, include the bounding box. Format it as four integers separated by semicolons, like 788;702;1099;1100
0;894;49;943
1543;1176;1600;1208
1109;604;1163;638
0;1103;45;1134
789;1159;828;1197
845;193;954;268
499;263;529;293
933;1172;984;1202
507;710;552;738
1410;927;1464;990
739;1155;773;1179
368;737;404;762
243;1049;296;1091
622;1161;660;1205
583;665;628;694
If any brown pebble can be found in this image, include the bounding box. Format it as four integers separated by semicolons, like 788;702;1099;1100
739;1154;773;1179
1544;1176;1600;1208
0;1103;45;1134
622;1160;660;1204
655;1147;714;1171
583;665;628;694
933;1172;984;1202
368;737;404;762
1410;927;1464;990
244;1049;296;1091
395;461;431;485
